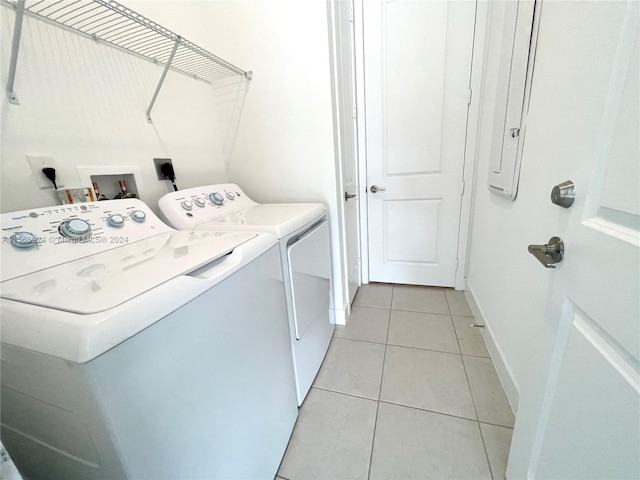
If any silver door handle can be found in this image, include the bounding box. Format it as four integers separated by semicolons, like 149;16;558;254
528;237;564;268
344;192;357;201
370;185;386;193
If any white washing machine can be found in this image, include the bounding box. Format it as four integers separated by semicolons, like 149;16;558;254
159;183;334;405
0;199;298;480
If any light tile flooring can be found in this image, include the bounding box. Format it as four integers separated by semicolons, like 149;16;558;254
277;284;515;480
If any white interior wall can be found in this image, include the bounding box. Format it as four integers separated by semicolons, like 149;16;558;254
466;0;628;419
468;2;637;476
166;0;344;321
466;0;565;417
0;3;232;214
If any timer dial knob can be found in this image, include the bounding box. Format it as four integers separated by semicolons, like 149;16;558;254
131;210;147;222
10;231;38;249
209;193;224;206
107;214;125;227
59;218;92;240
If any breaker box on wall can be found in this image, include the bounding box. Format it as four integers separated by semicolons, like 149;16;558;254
487;1;540;200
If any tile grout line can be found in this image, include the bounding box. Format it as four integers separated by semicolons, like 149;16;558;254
335;334;488;358
479;420;515;431
377;399;478;423
309;386;512;428
311;385;378;404
310;385;379;403
352;303;392;311
366;289;393;480
447;291;496;480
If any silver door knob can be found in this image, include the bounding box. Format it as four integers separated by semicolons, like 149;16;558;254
370;185;386;193
528;236;564;268
551;180;575;208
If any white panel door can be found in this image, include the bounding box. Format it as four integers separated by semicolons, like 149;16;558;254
363;0;475;286
508;2;640;478
334;0;361;305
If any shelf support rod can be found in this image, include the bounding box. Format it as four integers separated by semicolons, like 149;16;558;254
146;37;180;123
6;0;26;105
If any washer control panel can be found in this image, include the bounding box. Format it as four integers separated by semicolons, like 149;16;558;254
158;183;259;230
1;199;172;282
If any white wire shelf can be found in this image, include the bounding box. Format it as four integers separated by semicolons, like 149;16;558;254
3;0;252;121
3;0;251;83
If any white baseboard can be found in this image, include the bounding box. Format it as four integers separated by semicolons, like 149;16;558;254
465;282;520;414
331;307;347;326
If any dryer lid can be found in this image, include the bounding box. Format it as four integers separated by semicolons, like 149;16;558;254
197;203;326;238
0;231;256;314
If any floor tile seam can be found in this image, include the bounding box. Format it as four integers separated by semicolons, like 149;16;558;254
384;342;464;358
392;285;449;292
459;354;516;429
389;307;452;316
377;399;479;423
385;340;461;356
390;309;453;319
368;308;392;480
367;397;381;480
352;304;393;311
461;352;493;361
443;290;474;314
332;335;387;347
457;335;495;480
479;420;515;431
387;310;465;354
310;385;379;403
462;352;492;359
444;289;454;317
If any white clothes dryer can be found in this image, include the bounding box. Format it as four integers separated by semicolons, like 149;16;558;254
159;183;334;405
0;199;297;480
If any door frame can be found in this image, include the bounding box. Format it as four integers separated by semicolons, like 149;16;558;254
327;0;362;324
353;0;489;290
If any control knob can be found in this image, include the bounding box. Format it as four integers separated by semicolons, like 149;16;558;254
131;210;147;222
225;191;236;201
194;198;206;208
59;218;92;240
107;214;125;228
10;231;38;249
209;193;224;206
181;201;193;211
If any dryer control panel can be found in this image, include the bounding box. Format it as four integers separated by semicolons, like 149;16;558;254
1;199;171;281
158;183;259;229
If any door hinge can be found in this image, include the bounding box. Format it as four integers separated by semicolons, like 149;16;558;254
352;104;357;119
461;181;465;196
467;88;473;105
349;4;354;22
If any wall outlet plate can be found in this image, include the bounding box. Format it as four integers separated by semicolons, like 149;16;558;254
27;155;64;189
153;158;173;180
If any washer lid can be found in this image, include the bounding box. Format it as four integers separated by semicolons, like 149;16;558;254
0;231;256;314
196;203;326;238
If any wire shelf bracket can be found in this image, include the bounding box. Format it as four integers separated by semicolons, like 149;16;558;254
146;37;179;123
5;0;25;105
2;0;253;122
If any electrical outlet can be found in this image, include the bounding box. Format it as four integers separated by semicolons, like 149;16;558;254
27;155;63;189
154;158;173;180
